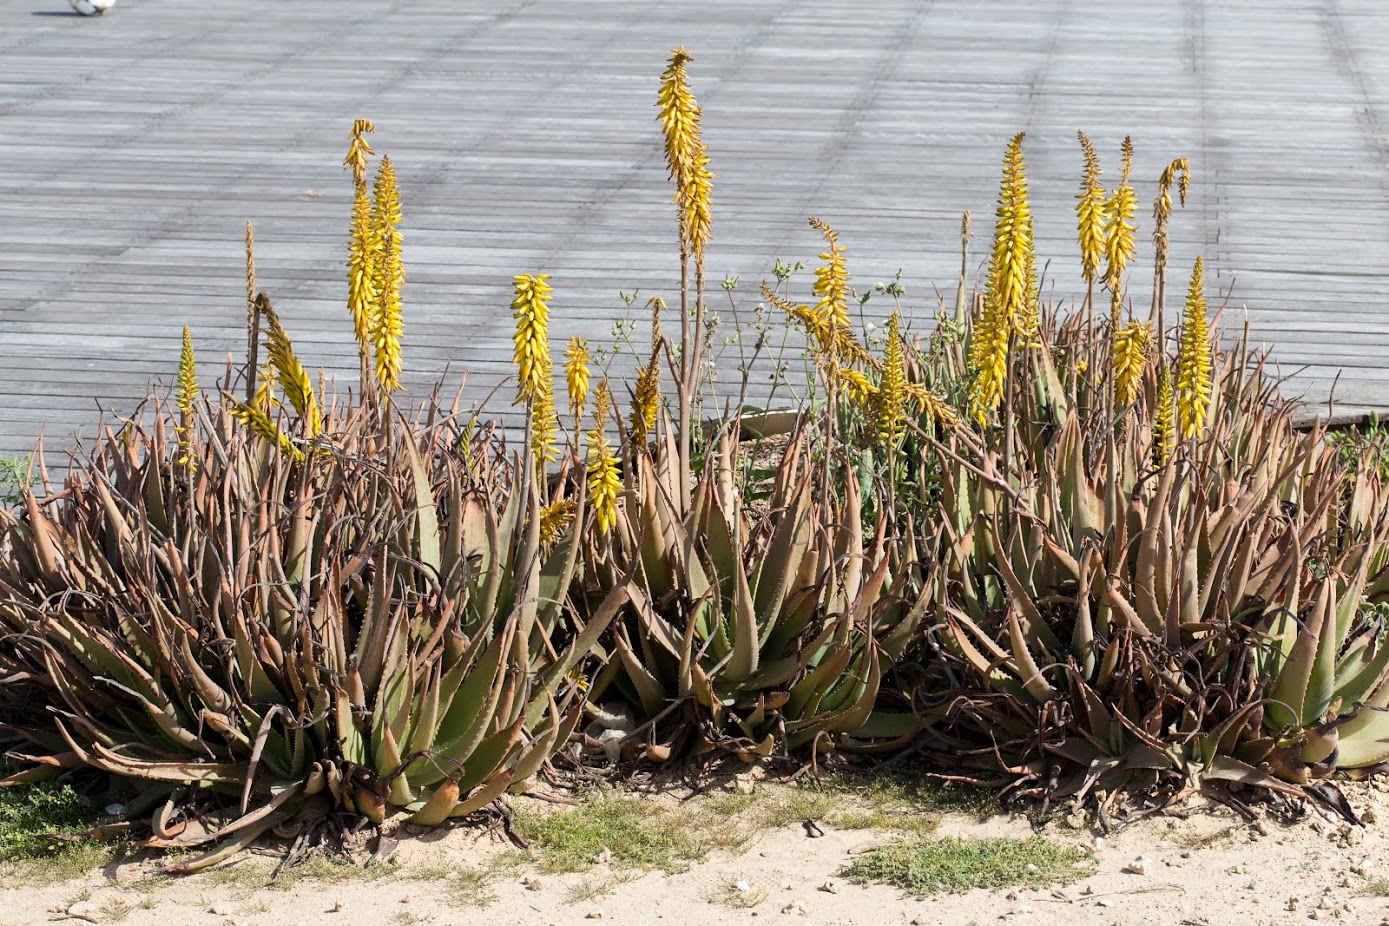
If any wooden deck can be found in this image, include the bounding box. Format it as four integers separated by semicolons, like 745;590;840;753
2;0;1389;460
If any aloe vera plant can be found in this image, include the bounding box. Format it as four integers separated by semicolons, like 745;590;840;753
579;426;929;760
0;372;613;869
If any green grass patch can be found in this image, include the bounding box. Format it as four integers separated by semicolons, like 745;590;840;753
511;794;749;875
1363;877;1389;897
0;781;105;860
843;835;1093;895
0;779;115;880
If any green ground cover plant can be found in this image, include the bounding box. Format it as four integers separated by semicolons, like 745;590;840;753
843;834;1093;895
0;45;1386;874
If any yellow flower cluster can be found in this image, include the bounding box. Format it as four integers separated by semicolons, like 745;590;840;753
1112;320;1152;409
563;337;591;420
369;157;405;393
1152;364;1175;467
175;326;198;468
262;301;322;437
231;401;303;462
176;326;199;417
657;46;713;263
629;350;661;447
810;217;850;332
511;274;553;404
1103;136;1137;330
1075;131;1107;288
1176;258;1213;439
586;381;622;534
870;313;908;444
343;119;376;188
538;497;577;548
969;132;1035;425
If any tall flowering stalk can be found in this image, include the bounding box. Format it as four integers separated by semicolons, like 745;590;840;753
658;46;714;510
810;217;851;332
1075;132;1107;316
345;120;377;393
512;274;553;403
586;381;621;534
532;374;559;468
871;312;908;444
563;337;591;424
1152;364;1175;467
370;156;404;394
969;132;1035;425
1103;136;1138;333
175;326;198;468
231;400;303;463
262;299;322;437
1112;320;1153;409
1151;156;1191;334
512;274;556;470
244;222;259;403
1176;258;1212;439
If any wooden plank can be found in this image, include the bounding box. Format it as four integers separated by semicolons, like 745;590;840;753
2;0;1389;460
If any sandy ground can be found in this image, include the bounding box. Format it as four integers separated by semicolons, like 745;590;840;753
10;778;1389;926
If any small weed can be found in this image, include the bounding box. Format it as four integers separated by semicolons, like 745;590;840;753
0;455;34;506
1173;825;1235;850
715;881;767;909
564;871;637;904
404;854;498;907
844;835;1094;895
1362;877;1389;897
100;898;134;922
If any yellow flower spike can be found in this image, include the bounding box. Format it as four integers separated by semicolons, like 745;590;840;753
371;227;405;393
1152;364;1175;467
252;363;277;412
907;384;961;431
366;155;405;393
511;273;553;404
538;498;578;548
969;132;1035;424
261;301;322;437
343;119;376;189
175;326;199;468
1075;131;1108;290
231;400;303;462
838;368;877;408
871;312;908;444
562;337;592;420
648;296;665;351
176;326;198;417
1176;257;1213;439
347;181;377;373
1112;320;1153;409
586;381;622;534
629;348;661;447
531;360;559;468
810;217;851;332
762;282;830;357
1103;136;1138;330
657;46;714;263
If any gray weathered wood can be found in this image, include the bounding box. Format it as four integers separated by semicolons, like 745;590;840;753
3;0;1389;462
